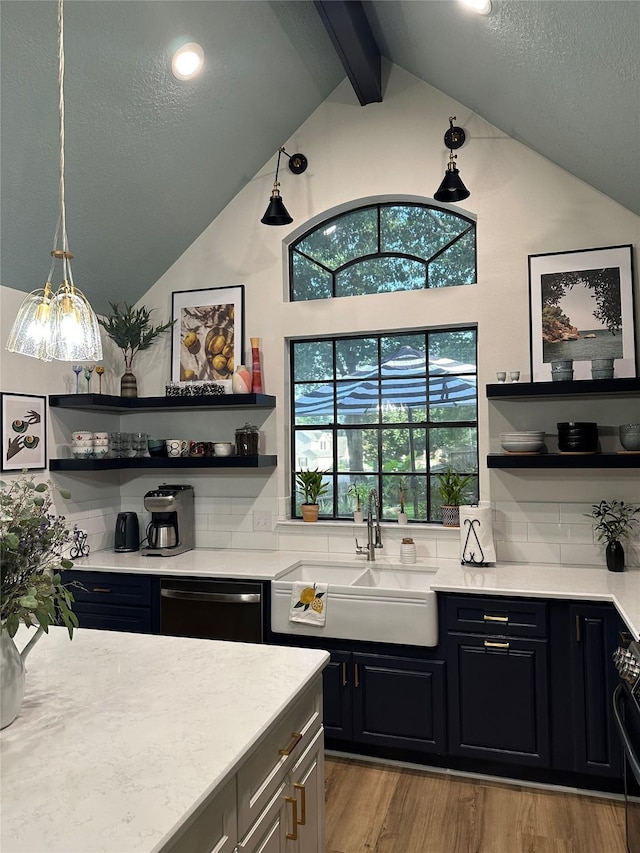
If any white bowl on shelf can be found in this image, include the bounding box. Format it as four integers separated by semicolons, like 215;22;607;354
213;442;234;457
72;445;93;459
500;432;545;453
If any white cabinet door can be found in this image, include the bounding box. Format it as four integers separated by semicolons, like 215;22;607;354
288;729;325;853
237;782;287;853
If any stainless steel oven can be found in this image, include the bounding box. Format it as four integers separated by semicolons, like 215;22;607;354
613;642;640;853
160;578;264;643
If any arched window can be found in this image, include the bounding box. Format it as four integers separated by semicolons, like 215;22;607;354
290;202;476;301
289;201;479;523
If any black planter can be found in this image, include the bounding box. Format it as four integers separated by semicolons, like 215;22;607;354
605;540;625;572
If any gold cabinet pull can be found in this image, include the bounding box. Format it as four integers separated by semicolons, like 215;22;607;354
294;782;306;825
341;662;347;687
484;640;510;649
92;587;112;594
278;731;302;756
483;614;508;623
285;797;298;840
354;663;360;688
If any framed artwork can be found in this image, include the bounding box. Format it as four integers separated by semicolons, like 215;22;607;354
529;244;636;382
171;285;245;383
1;393;47;471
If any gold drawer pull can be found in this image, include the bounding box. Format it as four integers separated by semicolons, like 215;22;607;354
354;663;360;688
279;731;302;756
485;640;510;649
294;782;306;825
285;797;298;840
92;587;112;594
341;662;347;687
483;614;508;623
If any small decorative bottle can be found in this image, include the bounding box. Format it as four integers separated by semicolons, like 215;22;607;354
250;337;263;394
400;537;417;565
232;364;252;394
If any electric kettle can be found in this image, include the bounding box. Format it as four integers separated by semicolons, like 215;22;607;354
114;512;140;552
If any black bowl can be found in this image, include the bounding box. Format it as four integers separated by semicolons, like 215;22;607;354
557;422;598;430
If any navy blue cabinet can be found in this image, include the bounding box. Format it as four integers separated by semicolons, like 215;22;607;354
569;603;624;778
445;595;550;768
323;650;446;755
63;570;159;634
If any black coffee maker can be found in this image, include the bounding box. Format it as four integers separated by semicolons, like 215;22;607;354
141;484;195;557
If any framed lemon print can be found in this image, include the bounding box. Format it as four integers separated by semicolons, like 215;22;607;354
171;285;245;384
1;392;47;471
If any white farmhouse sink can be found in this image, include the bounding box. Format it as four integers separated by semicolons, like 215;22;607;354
271;560;439;647
352;568;436;591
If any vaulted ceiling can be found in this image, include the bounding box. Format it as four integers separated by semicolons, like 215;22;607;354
2;1;638;316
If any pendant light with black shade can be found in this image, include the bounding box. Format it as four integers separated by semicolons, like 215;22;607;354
261;147;308;226
434;116;470;204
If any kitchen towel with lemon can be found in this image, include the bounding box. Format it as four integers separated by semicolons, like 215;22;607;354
289;582;328;626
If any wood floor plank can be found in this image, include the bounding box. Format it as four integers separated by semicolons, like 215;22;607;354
325;756;626;853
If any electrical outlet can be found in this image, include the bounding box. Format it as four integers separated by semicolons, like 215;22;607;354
253;511;272;532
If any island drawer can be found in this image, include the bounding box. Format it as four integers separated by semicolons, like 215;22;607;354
63;570;153;606
236;676;323;837
445;594;548;638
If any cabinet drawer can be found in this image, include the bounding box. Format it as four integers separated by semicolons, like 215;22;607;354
237;677;322;838
445;595;547;638
72;603;153;634
64;570;152;607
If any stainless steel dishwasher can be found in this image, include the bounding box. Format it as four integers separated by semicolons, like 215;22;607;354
160;577;264;643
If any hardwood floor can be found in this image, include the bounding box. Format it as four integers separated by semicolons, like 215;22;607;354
325;755;626;853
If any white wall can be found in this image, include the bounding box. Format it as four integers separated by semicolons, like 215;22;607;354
2;62;639;566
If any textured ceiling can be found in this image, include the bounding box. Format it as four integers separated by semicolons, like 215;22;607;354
1;1;638;317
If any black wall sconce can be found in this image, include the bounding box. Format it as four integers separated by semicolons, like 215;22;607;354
434;116;470;203
261;147;308;225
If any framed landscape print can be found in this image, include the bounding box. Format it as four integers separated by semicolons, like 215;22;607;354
1;392;47;471
529;244;636;382
171;285;245;384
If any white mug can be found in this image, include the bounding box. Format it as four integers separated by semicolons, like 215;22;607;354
166;439;188;458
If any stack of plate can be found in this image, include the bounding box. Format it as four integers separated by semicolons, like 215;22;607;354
557;422;599;453
500;431;546;453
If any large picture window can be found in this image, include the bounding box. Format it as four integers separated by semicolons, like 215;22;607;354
291;330;478;522
290;202;476;302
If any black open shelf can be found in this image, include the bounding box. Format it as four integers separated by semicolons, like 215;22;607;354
48;393;276;413
49;455;277;471
486;377;640;400
487;452;640;469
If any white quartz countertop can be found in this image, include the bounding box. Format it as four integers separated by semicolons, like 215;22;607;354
72;548;640;638
0;628;329;853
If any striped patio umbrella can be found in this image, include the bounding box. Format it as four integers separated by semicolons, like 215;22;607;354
294;345;476;420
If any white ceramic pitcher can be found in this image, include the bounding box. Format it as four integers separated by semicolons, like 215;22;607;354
0;627;43;729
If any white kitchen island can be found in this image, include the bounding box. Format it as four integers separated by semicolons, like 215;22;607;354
0;627;329;853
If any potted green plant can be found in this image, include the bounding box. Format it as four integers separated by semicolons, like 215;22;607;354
98;302;174;397
589;499;640;572
347;482;369;523
296;469;329;522
0;474;78;728
435;466;474;527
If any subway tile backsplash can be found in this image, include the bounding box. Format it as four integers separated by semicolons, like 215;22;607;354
60;496;639;569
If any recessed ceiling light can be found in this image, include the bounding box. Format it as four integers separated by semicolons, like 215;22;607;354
172;43;204;80
459;0;492;14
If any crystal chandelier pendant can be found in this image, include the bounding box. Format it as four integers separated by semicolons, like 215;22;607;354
5;0;103;363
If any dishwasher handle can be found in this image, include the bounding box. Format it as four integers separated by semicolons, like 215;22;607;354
161;587;261;604
613;683;640;782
